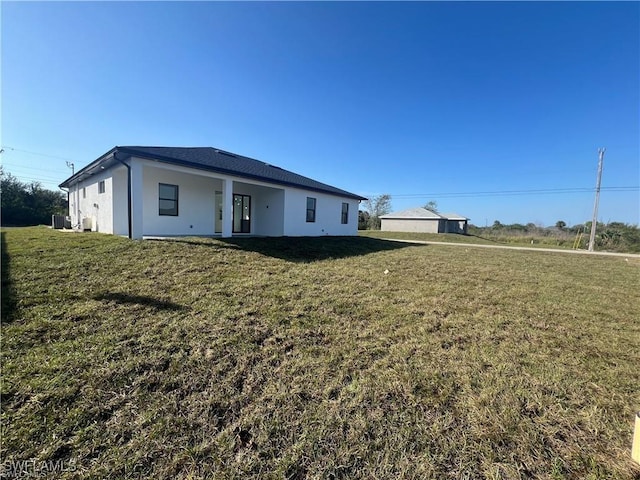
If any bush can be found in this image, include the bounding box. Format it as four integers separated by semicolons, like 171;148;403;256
1;171;67;226
469;222;640;253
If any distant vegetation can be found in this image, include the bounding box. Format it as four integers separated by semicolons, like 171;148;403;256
358;194;639;253
423;200;438;212
469;221;640;253
0;170;66;226
360;194;392;230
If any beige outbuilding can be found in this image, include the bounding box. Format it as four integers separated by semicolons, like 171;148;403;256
380;208;469;234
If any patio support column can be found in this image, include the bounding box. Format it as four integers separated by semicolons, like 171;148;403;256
130;159;144;240
222;178;233;238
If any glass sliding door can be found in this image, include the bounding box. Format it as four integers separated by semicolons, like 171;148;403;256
233;194;251;233
215;191;222;233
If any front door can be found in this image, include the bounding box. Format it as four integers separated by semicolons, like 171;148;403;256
233;194;251;233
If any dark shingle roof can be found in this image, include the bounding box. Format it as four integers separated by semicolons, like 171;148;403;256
60;146;366;201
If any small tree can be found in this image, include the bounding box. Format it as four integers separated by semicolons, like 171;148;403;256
555;220;567;230
423;200;438;213
362;194;392;230
358;210;370;230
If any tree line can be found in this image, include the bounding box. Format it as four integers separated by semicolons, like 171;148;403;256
470;220;640;253
1;171;67;226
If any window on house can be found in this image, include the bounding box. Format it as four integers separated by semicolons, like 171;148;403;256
341;202;349;224
306;197;316;222
159;183;178;216
98;181;105;194
82;187;86;199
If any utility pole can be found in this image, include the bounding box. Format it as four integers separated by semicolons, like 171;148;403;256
65;161;77;226
588;148;605;252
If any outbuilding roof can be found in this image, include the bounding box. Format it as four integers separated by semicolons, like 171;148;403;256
439;212;469;220
380;208;469;221
60;146;366;201
380;207;443;219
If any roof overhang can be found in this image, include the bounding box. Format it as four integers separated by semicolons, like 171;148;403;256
59;147;121;188
381;216;469;221
380;216;442;220
120;147;367;201
60;146;368;201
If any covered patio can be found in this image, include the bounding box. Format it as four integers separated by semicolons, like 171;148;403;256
125;158;286;238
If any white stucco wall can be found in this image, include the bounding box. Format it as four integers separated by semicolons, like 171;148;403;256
381;218;443;233
69;156;360;238
141;165;220;236
68;185;80;228
258;188;286;236
112;167;129;236
283;188;359;236
136;159;358;237
69;169;118;233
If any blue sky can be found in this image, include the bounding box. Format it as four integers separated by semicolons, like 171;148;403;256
2;1;638;226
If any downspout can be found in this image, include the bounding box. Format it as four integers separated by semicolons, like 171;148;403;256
60;183;79;228
58;186;69;216
112;150;132;239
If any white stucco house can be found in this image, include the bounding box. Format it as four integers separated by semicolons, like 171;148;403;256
59;146;366;239
380;208;469;234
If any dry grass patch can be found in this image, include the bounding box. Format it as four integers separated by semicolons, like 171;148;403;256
2;227;639;479
359;230;579;250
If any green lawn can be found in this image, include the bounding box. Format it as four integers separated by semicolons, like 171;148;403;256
2;227;639;479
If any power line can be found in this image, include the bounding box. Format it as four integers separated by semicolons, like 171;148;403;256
3;169;65;181
13;176;64;185
386;186;638;199
0;145;81;163
11;174;62;183
1;162;68;175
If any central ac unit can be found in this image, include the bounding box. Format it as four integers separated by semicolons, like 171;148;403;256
82;217;93;231
52;215;66;229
